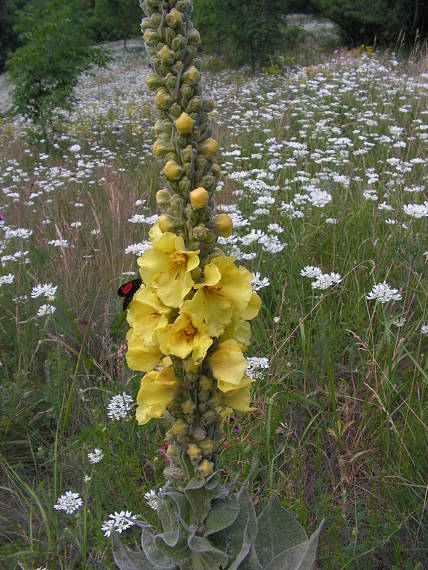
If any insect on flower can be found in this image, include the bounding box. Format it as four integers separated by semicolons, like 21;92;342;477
117;278;142;311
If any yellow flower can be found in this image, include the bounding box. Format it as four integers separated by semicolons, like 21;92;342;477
209;339;247;392
157;311;213;363
126;286;170;342
137;232;200;308
222;376;253;412
126;329;163;372
183;256;260;337
220;318;251;350
136;366;178;425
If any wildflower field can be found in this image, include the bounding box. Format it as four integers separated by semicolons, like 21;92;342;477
0;37;427;569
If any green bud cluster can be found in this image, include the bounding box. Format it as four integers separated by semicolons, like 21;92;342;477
140;0;225;260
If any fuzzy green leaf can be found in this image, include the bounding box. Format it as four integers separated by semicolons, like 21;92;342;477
111;532;155;570
238;545;262;570
188;534;229;569
204;495;240;536
263;520;324;570
141;528;177;569
255;498;307;567
227;515;253;570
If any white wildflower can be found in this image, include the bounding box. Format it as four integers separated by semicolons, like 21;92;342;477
37;304;56;317
300;266;322;278
88;448;104;464
31;283;57;300
0;273;14;286
101;510;136;538
107;393;133;420
366;282;402;303
54;491;82;514
251;272;270;291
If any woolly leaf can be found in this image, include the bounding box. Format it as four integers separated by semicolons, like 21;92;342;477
263;520;324;570
227;515;253;570
239;545;262;570
188;534;229;569
254;497;307;567
141;528;177;569
204;495;240;536
211;486;257;561
111;532;155;570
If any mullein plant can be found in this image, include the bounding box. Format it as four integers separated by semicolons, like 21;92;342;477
112;0;323;568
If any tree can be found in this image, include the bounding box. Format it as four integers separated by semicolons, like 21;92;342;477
0;0;31;71
6;0;109;147
313;0;427;46
193;0;288;71
92;0;140;48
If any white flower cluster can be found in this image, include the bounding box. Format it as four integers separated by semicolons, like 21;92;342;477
88;448;104;464
31;282;57;300
144;488;162;511
0;273;14;286
54;491;82;514
107;393;134;420
366;282;402;304
300;265;342;290
246;356;270;379
251;272;270;291
403;202;428;219
101;510;136;538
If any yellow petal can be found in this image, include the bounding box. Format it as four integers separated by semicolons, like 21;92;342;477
220;318;251;349
240;291;262;321
137;248;171;286
209;339;247;386
157;268;194;308
136;367;178;425
126;287;170;341
222;376;253;410
194;262;222;289
126;329;162;372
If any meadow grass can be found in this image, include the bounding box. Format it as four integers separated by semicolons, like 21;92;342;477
0;41;427;569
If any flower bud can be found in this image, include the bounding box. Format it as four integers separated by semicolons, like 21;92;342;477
199;376;212;391
203;99;215;113
158;215;172;232
158;45;175;65
164;160;183;180
199;439;214;454
175;112;194;134
183;66;200;85
154;89;172;110
165;73;177;90
211;163;222;179
153;140;173;157
192;427;206;441
172;35;186;52
192;224;208;240
169;103;182;118
187;443;201;462
198;459;214;477
185;96;202;114
200;174;216;191
181;145;193;163
143;30;161;44
190;187;209;209
179;177;191;193
146;73;164;90
172;419;188;437
214;213;233;237
182;400;196;414
166;8;182;28
188;28;201;45
156;189;170;207
167;444;178;458
199;137;218;157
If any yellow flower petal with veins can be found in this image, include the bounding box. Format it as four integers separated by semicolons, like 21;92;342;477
136;367;178;425
157;311;213;362
221;376;253;411
126;329;162;372
137;232;199;308
220;318;251;350
209;339;247;388
126;286;170;342
190;257;259;336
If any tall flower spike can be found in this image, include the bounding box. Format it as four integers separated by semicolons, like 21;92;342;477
113;2;323;568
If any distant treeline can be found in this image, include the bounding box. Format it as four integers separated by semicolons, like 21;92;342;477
1;0;427;71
